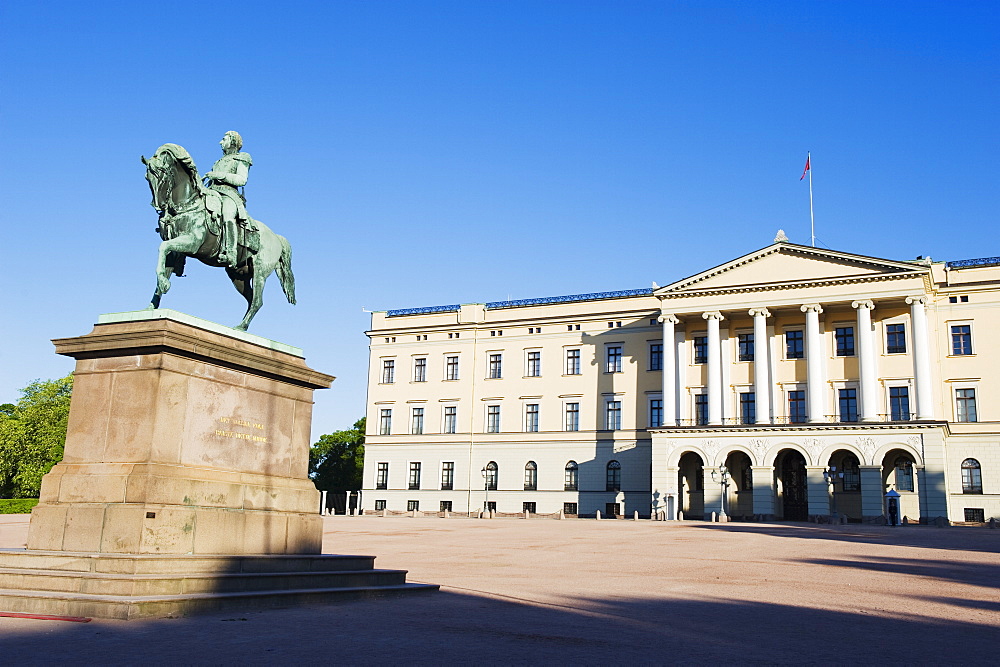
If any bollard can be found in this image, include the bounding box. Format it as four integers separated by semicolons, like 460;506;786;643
444;510;449;519
411;509;416;518
381;508;387;518
524;510;529;519
711;511;717;522
596;510;602;520
558;509;564;520
633;511;639;521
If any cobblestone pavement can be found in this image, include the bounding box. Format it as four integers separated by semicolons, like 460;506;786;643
1;515;998;665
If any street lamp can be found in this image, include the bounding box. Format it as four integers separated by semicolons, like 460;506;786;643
481;466;489;518
710;465;730;521
823;466;843;520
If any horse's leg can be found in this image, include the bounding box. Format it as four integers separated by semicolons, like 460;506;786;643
149;235;200;309
234;262;269;331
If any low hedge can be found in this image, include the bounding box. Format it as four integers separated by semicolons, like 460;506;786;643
0;498;39;514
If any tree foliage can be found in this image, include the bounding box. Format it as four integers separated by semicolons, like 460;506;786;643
0;375;73;498
309;418;365;493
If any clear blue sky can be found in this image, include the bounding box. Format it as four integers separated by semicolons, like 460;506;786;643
2;1;997;437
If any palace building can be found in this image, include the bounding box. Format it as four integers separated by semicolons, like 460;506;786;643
362;240;999;524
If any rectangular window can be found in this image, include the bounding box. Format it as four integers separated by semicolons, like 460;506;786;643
408;462;421;490
410;407;424;434
563;502;578;515
843;462;861;492
565;402;580;431
693;336;708;364
445;355;459;380
956;388;977;422
606;464;621;492
440;500;453;512
738;333;755;362
527;351;541;377
786;331;804;359
374;499;386;511
606;400;622;430
413;357;427;382
895;459;914;492
381;359;395;383
951;325;973;355
965;508;985;523
443;405;457;434
489;353;502;379
487;405;501;433
606;346;623;373
694;394;708;425
379;409;392;435
375;462;388;490
649;399;663;428
565;349;581;375
649;343;663;371
890;387;910;421
886;323;906;354
523;502;536;514
788;390;806;423
525;403;539;432
740;391;756;425
484;501;497;512
838;388;858;422
835;327;855;357
407;500;419;512
441;461;454;490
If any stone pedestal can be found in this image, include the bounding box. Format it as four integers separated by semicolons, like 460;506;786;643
29;310;334;555
1;311;437;618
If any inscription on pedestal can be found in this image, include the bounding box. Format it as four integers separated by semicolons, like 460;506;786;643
216;417;269;443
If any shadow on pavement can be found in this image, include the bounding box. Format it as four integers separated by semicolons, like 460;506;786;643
796;554;999;590
1;588;997;664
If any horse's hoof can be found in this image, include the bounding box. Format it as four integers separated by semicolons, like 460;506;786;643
234;324;249;331
145;304;155;311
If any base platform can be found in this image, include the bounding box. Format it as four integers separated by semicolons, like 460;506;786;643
0;549;437;620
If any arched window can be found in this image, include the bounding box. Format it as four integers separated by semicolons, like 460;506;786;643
484;461;497;491
606;460;622;492
842;454;861;492
894;457;914;492
524;461;537;491
962;459;983;494
564;461;578;491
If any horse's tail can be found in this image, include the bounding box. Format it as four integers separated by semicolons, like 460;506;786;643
276;235;297;305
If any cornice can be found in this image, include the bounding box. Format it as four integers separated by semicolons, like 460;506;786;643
657;271;923;299
650;421;947;434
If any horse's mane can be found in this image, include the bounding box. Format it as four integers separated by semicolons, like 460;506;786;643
156;143;200;178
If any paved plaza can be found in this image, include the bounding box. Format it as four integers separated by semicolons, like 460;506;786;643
1;514;998;664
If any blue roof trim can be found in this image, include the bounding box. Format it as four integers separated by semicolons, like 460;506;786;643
485;288;654;310
386;304;461;317
947;257;1000;269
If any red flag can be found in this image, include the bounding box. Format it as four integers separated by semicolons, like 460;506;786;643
800;155;811;180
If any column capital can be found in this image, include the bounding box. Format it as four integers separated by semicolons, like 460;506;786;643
748;307;772;318
905;295;929;306
702;311;724;321
658;313;680;325
851;299;875;310
800;303;824;314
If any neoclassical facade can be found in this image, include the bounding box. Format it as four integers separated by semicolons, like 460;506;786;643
363;241;999;523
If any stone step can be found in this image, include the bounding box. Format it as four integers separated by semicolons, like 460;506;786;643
0;550;377;575
0;566;409;596
0;582;440;620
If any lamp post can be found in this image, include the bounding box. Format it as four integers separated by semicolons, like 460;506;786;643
823;466;843;521
481;466;489;518
710;465;730;521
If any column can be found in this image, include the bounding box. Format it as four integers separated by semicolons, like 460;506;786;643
801;304;825;423
906;296;935;419
749;308;771;423
806;466;831;517
860;465;885;522
751;466;775;519
659;314;680;427
703;311;724;425
852;300;879;421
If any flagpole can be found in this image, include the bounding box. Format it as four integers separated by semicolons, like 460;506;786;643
807;151;815;247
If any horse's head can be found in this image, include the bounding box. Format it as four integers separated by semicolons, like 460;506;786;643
143;143;201;212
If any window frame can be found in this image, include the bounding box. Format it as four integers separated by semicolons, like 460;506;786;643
739;390;756;425
408;461;421;491
838;387;858;422
649;342;663;371
443;405;457;434
955;386;978;423
381;358;396;384
606;460;622;492
564;461;578;491
649;398;663;428
524;461;537;491
524;403;539;432
605;399;622;430
737;332;755;362
486;404;501;433
785;330;804;360
410;406;424;435
488;353;503;379
950;322;974;356
526;350;542;377
693;391;708;425
834;326;856;357
379;408;392;435
484;461;498;491
606;345;623;373
375;462;388;490
565;402;580;431
444;355;460;381
788;389;807;423
413;357;427;382
885;322;907;355
693;336;708;365
565;348;582;375
888;385;911;421
441;461;455;491
961;458;983;494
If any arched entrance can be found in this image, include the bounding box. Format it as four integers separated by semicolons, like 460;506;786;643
827;449;862;521
881;448;920;521
724;451;753;519
677;452;705;520
776;449;808;521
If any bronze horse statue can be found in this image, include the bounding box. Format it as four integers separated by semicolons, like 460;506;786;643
142;143;295;331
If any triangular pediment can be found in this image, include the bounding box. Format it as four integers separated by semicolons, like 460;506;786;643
656;242;929;296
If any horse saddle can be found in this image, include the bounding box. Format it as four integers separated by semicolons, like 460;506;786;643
202;189;261;256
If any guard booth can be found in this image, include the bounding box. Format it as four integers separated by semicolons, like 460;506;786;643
885;489;901;526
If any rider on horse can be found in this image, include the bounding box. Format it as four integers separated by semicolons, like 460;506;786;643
203;131;257;267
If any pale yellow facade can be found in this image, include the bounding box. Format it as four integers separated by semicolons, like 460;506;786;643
363;242;1000;524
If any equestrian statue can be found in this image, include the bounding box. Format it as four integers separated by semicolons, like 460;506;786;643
142;131;295;331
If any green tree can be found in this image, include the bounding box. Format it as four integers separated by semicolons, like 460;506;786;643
309;417;365;493
0;374;73;498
